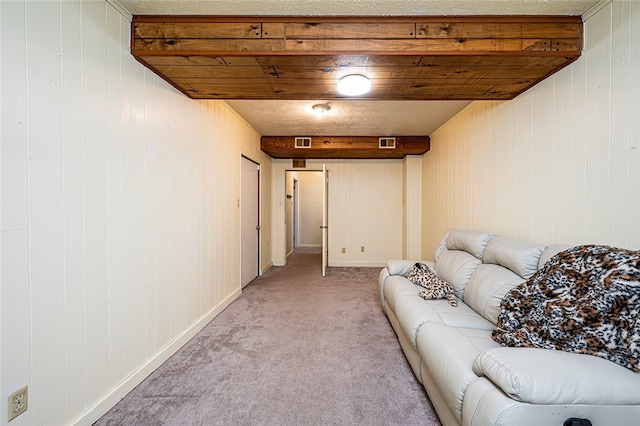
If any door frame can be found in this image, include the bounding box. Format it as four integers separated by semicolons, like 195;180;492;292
240;155;260;288
283;167;327;274
293;178;299;249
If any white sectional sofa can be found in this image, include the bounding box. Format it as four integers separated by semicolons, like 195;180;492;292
379;228;640;426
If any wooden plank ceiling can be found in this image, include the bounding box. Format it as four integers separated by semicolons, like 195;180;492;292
132;15;582;158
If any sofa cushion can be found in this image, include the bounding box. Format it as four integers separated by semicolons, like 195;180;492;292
473;347;640;405
386;259;433;276
463;264;524;324
417;323;500;423
393;294;494;348
462;237;547;324
434;229;452;262
435;251;482;299
537;243;573;269
463;377;640;426
383;275;422;311
384;276;494;347
482;236;546;279
438;228;494;260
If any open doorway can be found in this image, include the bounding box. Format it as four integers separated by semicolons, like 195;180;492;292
285;170;325;271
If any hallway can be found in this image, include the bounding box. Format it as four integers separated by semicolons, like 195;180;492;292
96;251;439;425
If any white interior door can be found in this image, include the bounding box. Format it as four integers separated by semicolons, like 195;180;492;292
322;165;328;277
241;156;260;287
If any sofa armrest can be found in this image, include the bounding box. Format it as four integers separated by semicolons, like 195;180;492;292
473;347;640;405
386;259;435;276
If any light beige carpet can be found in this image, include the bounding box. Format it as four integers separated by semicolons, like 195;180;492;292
96;248;441;425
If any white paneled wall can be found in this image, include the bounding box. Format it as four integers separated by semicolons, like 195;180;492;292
422;0;640;258
0;1;270;425
403;155;422;259
272;159;404;267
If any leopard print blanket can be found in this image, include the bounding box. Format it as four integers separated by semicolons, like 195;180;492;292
492;244;640;371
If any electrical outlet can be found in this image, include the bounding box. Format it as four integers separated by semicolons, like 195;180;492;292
361;246;365;252
341;247;346;253
8;385;28;422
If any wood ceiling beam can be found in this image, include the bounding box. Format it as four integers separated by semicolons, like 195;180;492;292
260;136;430;159
130;15;582;102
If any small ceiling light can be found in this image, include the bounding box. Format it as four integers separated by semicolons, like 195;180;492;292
337;74;371;96
312;103;331;119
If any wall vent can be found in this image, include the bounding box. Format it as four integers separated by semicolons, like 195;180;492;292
379;137;396;148
292;159;306;168
295;137;312;148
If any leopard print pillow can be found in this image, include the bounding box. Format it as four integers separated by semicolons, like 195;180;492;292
406;262;457;307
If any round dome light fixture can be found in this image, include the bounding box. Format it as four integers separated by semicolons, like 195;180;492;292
337;74;371;96
312;103;331;119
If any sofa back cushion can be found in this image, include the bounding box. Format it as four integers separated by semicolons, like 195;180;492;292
434;229;493;298
538;244;573;269
483;237;546;279
434;228;494;262
436;252;482;299
464;237;546;324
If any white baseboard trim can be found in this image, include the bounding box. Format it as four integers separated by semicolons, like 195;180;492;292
261;262;273;275
72;287;242;426
329;261;387;267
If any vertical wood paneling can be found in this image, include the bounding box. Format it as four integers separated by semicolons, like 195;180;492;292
552;66;573;243
61;0;87;421
143;71;158;359
422;1;640;258
404;156;422;259
26;2;67;424
1;1;268;424
184;101;197;325
628;1;640;249
169;96;187;338
609;0;632;247
210;102;222;301
514;92;533;240
106;3;124;389
1;2;33;425
152;80;172;352
121;35;148;378
0;231;32;424
530;78;555;242
1;2;29;232
81;0;110;408
496;101;515;237
584;6;612;245
471;103;491;231
329;161;348;262
569;35;588;244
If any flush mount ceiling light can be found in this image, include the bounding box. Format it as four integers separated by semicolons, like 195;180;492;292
312;103;331;119
337;74;371;96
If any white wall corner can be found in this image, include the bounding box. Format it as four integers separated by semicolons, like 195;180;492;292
106;0;133;21
582;0;612;22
